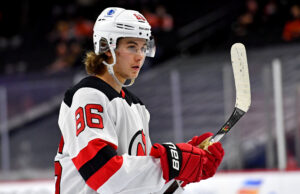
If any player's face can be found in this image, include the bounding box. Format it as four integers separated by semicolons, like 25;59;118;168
113;37;147;81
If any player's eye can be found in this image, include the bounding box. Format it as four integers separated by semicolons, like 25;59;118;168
127;45;138;53
141;47;147;54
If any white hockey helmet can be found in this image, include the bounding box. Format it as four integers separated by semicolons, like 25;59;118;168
93;7;155;57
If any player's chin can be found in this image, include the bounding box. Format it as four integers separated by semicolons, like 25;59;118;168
130;70;141;78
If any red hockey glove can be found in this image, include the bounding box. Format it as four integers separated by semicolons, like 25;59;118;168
201;142;224;179
150;142;206;184
188;132;214;147
182;132;224;186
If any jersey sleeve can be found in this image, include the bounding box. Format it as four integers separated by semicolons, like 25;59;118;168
59;87;165;193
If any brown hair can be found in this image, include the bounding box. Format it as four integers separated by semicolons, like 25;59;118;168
84;51;108;75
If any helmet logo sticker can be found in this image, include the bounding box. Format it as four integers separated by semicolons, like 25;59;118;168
105;9;116;17
133;14;146;22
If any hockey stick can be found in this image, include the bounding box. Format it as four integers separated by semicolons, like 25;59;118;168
164;43;251;194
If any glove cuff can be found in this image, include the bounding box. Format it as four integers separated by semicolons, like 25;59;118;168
162;143;183;180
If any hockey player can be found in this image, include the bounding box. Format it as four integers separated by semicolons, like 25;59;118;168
54;7;224;194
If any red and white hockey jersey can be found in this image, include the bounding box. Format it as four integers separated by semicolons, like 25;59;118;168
54;76;166;194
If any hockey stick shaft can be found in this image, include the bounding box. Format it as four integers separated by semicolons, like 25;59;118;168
210;107;245;143
164;43;251;193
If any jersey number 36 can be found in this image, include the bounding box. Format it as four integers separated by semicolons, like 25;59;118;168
75;104;104;136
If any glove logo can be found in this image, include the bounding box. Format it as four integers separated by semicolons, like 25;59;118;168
164;143;180;171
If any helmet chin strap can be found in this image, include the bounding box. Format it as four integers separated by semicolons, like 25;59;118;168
102;47;135;88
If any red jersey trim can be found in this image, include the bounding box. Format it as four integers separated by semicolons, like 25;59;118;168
54;161;62;194
72;138;117;170
86;155;123;191
71;138;122;191
58;136;64;154
121;89;125;98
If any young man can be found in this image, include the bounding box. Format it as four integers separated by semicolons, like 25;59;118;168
54;7;224;194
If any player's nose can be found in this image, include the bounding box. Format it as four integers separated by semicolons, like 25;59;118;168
135;51;145;61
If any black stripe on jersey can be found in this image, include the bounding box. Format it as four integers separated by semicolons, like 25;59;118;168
64;76;144;107
78;145;117;181
122;88;144;106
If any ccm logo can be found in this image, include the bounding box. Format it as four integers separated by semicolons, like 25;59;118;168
165;143;180;171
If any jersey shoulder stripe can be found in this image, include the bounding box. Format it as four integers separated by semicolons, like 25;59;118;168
63;76;144;107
